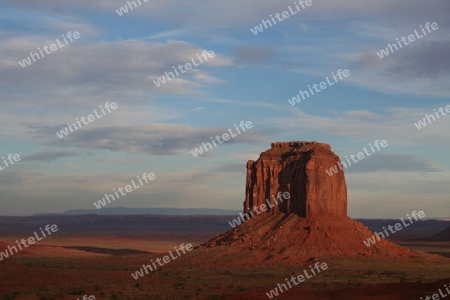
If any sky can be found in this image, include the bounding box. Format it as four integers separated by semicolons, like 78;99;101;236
0;0;449;218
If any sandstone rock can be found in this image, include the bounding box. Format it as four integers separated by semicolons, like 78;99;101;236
193;141;443;265
245;141;347;219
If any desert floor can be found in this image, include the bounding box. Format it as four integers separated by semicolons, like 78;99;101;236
0;215;449;299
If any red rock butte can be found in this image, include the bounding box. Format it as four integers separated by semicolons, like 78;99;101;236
192;141;443;266
245;141;346;219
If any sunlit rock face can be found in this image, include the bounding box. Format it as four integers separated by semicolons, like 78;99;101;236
244;142;347;219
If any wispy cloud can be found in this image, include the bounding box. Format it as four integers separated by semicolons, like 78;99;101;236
22;151;77;162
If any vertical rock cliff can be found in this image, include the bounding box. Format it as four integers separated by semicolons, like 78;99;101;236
244;141;347;219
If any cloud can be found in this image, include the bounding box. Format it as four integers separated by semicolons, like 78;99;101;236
0;39;233;105
345;153;444;173
0;169;44;186
22;151;77;162
28;123;271;155
3;1;448;101
7;0;450;29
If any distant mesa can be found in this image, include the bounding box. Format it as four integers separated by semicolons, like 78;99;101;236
60;207;241;216
429;226;450;241
193;142;442;266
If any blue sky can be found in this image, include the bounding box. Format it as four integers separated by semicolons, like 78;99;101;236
0;0;449;217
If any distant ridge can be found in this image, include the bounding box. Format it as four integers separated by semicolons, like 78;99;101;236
59;207;241;216
429;225;450;241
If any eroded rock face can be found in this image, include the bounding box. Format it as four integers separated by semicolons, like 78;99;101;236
244;141;347;219
197;141;441;264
